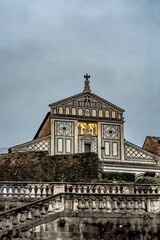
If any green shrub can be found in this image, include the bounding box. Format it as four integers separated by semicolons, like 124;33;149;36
102;172;135;183
136;177;157;184
144;172;155;177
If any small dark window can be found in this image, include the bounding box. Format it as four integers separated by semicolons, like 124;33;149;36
85;143;91;153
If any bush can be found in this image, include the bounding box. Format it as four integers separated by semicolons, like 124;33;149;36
136;177;157;184
102;172;135;183
144;172;155;178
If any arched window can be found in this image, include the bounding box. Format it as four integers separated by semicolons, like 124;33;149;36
118;113;121;120
72;108;76;115
65;107;70;115
53;108;57;114
105;110;110;118
78;108;83;116
111;111;116;118
92;109;97;117
58;107;63;114
99;110;103;117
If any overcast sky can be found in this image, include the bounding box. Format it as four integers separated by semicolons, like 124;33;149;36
0;0;160;149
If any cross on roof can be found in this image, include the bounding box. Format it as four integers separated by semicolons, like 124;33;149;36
84;73;90;81
83;73;91;93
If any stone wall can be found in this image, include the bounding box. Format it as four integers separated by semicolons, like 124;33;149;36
5;215;160;240
0;152;101;182
143;136;160;156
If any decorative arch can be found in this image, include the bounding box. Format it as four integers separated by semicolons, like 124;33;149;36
58;106;63;114
99;110;103;117
105;110;110;118
118;113;122;120
92;109;97;117
111;111;116;119
65;107;70;115
78;108;83;116
72;108;76;115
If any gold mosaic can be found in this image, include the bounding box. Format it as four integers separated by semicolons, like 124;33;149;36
78;122;98;136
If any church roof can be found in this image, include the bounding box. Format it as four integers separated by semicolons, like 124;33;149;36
49;74;124;112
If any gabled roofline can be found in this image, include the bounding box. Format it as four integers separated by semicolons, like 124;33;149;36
49;91;125;112
33;112;51;140
124;140;157;158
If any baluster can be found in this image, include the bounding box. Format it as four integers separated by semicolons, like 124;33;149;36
55;198;60;211
41;206;46;215
134;201;139;211
14;186;19;197
5;218;11;228
8;186;13;198
84;199;89;210
141;199;146;211
119;200;126;211
157;186;160;194
87;185;91;193
105;197;111;212
77;185;82;193
2;185;7;198
117;186;121;194
83;186;87;193
42;186;47;197
112;199;118;212
47;203;53;213
77;198;83;210
24;186;30;198
72;185;77;193
26;211;32;220
48;185;52;196
30;185;36;198
134;186;138;194
20;212;26;222
65;185;70;193
36;185;41;198
103;186;106;194
99;198;105;211
94;185;99;194
19;186;24;198
91;197;97;210
126;200;132;211
106;186;110;194
12;215;19;225
151;186;156;194
90;185;95;193
112;186;116;194
34;208;40;218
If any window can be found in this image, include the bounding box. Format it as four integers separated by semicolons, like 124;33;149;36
84;143;91;153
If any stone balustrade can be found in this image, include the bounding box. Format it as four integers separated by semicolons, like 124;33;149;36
65;183;160;195
0;182;54;199
0;192;160;239
0;194;64;238
0;182;160;200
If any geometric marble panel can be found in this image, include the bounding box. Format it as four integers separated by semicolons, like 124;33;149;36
15;137;50;152
102;125;120;140
125;142;153;160
55;121;73;136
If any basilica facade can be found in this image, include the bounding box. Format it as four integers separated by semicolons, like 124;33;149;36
11;75;160;174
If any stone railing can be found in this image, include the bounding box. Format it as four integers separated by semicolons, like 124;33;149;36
0;182;160;200
0;182;55;199
0;191;160;239
65;183;133;194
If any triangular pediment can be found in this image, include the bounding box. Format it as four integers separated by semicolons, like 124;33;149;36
124;140;158;163
49;92;124;113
